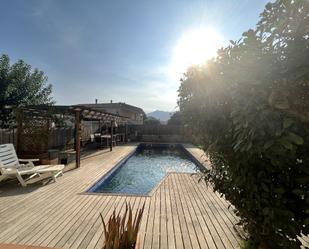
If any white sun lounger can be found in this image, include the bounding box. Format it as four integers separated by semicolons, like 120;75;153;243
0;144;64;187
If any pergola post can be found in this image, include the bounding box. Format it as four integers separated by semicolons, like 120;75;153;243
75;109;81;168
110;120;114;151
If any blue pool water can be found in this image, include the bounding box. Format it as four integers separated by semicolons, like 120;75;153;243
89;144;199;195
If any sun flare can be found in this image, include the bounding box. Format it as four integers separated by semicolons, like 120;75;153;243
170;27;224;79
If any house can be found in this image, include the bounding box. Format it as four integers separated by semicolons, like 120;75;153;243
81;101;145;125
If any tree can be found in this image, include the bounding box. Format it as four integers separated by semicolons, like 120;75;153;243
0;54;54;127
178;0;309;248
167;111;183;125
144;116;161;125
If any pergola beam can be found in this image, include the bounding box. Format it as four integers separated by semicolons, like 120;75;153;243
17;104;129;169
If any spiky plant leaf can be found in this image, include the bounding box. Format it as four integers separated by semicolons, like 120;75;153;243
101;202;145;249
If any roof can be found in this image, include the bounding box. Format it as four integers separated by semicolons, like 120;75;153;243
80;102;146;115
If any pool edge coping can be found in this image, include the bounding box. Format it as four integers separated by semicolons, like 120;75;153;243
80;143;205;197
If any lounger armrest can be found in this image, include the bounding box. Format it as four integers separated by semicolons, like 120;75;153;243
19;159;40;163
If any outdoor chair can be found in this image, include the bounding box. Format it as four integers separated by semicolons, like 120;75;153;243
0;144;64;187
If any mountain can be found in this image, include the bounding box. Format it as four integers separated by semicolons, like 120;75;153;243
147;110;173;123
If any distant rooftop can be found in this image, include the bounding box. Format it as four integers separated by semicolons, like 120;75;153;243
80;102;145;115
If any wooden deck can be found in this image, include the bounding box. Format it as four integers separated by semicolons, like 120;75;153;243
0;144;241;249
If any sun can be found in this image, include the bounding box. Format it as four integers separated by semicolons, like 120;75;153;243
169;27;224;79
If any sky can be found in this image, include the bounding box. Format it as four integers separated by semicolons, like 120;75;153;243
0;0;269;113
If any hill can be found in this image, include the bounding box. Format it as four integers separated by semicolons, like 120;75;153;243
147;110;173;123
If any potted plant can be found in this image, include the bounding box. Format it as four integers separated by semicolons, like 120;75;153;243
100;202;145;249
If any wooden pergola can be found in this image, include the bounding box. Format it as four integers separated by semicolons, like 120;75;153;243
16;105;129;168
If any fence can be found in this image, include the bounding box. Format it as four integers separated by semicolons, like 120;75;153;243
0;129;17;146
48;127;74;149
38;122;100;150
1;124;190;150
129;124;183;135
128;124;191;143
0;122;99;152
0;128;75;154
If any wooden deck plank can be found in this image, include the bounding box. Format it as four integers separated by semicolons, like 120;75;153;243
142;187;156;249
13;170;112;242
162;175;176;249
26;196;92;245
159;180;167;249
9;159;120;244
16;195;92;245
151;185;161;249
0;150;127;234
60;196;113;249
186;174;239;248
204;186;240;244
0;144;245;249
172;174;201;249
77;196;124;249
138;196;152;249
0;188;83;242
179;174;227;249
0;182;77;232
0;148;118;214
169;174;193;249
177;173;211;249
52;196;109;248
195;179;240;248
93;196;141;249
181;174;218;249
139;197;151;248
166;175;184;249
38;198;93;245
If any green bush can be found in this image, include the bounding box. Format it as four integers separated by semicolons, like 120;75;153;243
178;1;309;248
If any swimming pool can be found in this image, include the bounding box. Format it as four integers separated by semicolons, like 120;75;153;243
88;144;201;195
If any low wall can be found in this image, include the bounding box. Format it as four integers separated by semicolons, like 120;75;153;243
140;134;189;143
128;124;192;143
